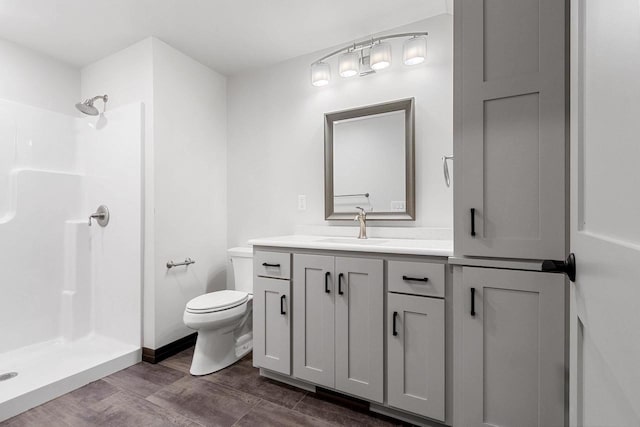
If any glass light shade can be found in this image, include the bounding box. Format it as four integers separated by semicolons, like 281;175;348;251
370;42;392;70
338;51;360;77
311;62;331;86
403;36;427;65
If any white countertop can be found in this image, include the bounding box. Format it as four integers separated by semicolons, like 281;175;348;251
248;235;453;257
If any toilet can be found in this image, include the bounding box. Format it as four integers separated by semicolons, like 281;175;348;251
183;247;253;375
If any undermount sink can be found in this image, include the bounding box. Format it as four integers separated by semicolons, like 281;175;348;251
318;237;390;245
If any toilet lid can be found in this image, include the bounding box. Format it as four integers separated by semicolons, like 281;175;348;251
186;290;248;313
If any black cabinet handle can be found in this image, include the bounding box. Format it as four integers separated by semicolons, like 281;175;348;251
262;262;281;268
338;273;344;295
402;275;429;282
392;311;399;336
470;208;476;237
470;287;476;317
280;295;286;315
325;272;330;293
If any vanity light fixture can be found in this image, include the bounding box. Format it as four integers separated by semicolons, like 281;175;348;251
403;36;427;65
338;50;360;77
310;32;428;86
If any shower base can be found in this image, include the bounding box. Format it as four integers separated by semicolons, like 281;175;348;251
0;334;140;421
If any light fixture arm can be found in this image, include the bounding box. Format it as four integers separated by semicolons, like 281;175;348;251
311;32;428;65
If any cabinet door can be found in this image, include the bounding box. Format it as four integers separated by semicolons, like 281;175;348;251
453;0;566;260
461;267;565;427
334;257;384;403
387;293;445;421
253;277;291;375
293;254;335;388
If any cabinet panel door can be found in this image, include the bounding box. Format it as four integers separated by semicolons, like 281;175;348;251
334;257;384;403
293;254;335;388
253;277;290;375
387;293;445;421
454;0;566;260
461;267;565;427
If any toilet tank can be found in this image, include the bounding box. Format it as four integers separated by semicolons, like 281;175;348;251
228;247;254;294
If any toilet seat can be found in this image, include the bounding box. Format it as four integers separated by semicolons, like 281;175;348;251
186;290;248;314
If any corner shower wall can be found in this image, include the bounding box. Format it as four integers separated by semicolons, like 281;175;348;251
0;100;143;421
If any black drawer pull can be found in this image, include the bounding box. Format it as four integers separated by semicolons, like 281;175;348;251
470;208;476;237
392;311;399;336
262;262;281;268
325;272;330;293
338;273;344;295
280;295;286;315
470;287;476;317
402;275;429;282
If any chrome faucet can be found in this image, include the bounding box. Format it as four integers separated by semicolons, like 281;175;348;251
354;206;367;239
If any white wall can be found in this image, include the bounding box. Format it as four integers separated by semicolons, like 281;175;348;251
81;37;228;349
0;38;79;116
227;15;453;248
152;39;227;348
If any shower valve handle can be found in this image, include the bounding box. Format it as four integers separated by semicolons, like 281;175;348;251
88;205;110;227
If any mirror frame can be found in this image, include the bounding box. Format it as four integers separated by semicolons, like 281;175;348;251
324;97;415;220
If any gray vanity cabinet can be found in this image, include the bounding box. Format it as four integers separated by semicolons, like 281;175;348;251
453;0;566;261
292;254;335;388
459;267;565;427
293;254;384;402
253;276;291;375
387;293;445;421
335;257;384;403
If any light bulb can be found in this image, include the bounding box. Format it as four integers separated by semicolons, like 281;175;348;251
311;62;331;86
338;51;360;77
403;36;427;65
370;42;392;71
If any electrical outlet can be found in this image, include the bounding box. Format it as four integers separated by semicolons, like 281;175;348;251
298;195;307;211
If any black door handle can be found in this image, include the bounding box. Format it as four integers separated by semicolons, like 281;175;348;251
470;287;476;317
338;273;344;295
262;262;281;268
541;253;576;282
470;208;476;237
280;295;286;315
392;311;399;336
325;272;330;293
402;275;429;282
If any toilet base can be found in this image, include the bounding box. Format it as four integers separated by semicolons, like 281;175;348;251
190;329;253;376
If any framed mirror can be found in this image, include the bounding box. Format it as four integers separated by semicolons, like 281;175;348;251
324;98;415;220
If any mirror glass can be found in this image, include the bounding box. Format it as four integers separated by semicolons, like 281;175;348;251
325;98;415;220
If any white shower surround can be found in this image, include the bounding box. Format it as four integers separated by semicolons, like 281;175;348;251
0;100;143;421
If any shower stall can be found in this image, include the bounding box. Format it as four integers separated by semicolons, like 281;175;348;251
0;98;143;421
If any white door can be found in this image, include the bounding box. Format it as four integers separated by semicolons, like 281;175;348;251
569;1;640;425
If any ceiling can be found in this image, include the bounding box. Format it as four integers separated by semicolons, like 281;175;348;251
0;0;451;75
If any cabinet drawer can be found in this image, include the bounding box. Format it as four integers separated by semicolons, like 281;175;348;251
387;261;445;298
254;250;291;279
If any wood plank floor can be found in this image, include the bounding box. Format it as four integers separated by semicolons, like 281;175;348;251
2;347;411;426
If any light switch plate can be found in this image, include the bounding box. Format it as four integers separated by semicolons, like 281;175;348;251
298;195;307;211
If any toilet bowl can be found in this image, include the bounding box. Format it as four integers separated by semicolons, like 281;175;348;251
183;247;253;375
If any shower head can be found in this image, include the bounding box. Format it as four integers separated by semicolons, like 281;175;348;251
76;94;108;116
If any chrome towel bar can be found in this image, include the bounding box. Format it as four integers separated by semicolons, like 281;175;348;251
167;258;195;269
